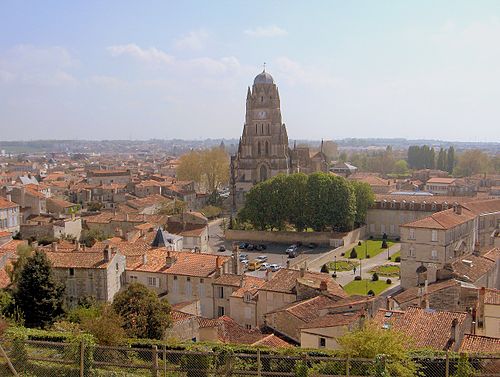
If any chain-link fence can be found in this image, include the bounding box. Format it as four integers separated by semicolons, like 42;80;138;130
0;338;499;376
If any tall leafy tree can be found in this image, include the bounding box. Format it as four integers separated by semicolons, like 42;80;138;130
350;181;375;226
447;146;456;173
283;173;308;231
436;148;447;171
14;250;65;328
112;282;171;340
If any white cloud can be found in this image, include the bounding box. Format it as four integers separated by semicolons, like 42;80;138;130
273;56;339;87
0;45;79;86
89;75;127;88
107;44;174;64
174;29;210;51
244;25;288;38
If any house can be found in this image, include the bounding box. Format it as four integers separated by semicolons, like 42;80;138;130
256;268;347;326
425;177;476;196
459;334;500;354
212;274;266;328
399;205;477;288
476;287;500;338
373;306;472;351
46;197;80;218
165;212;209;252
86;169;132;185
330;162;358;177
348;174;396;194
45;245;126;306
366;193;476;238
0;196;20;234
20;214;82;241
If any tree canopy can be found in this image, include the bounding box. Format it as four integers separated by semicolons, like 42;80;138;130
112;282;172;340
238;172;371;232
176;147;229;194
14;250;65;328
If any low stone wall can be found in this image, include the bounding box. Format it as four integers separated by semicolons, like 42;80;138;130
226;226;367;247
225;229;342;246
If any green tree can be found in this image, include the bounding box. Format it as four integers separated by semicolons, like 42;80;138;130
436;148;447;171
454;150;490;177
238;182;272;230
14;251;65;328
393;160;409;175
338;321;417;377
447;146;456;173
6;243;33;287
284;173;308;231
453;353;474;377
112;282;171;340
156;198;187;216
80;228;109;247
350;180;375;226
81;304;126;346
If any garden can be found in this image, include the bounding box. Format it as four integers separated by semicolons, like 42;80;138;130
347;240;395;260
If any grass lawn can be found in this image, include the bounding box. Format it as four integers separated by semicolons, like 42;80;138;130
343;279;391;296
346;240;395;260
370;264;400;277
326;260;359;272
390;251;401;261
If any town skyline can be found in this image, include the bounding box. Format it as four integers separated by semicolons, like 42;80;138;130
2;1;500;142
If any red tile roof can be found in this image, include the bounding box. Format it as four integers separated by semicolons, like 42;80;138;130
484;288;500;305
459;334;500;353
401;207;476;230
0;197;18;210
373;306;470;350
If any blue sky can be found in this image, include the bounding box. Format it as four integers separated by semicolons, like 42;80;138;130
1;1;500;141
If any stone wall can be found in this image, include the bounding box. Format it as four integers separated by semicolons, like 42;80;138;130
226;227;365;246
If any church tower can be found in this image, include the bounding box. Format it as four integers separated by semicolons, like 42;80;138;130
232;69;290;205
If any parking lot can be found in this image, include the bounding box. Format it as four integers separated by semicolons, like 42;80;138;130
208;220;332;277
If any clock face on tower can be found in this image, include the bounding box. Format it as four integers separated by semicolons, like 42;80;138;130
257;111;267;119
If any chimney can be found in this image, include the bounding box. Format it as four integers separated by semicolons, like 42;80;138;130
450;318;459;343
6;194;11;202
386;296;392;310
76;242;81;251
115;228;124;238
319;280;328;291
103;245;111;262
455;205;462;215
299;266;305;278
477;287;486;329
165;250;176;268
265;269;272;281
125;213;129;221
142;253;148;265
51;242;58;252
473;241;480;256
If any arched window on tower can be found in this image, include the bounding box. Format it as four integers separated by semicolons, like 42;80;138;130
261;96;263;102
260;165;268;182
265;141;269;155
261;124;264;134
258;142;261;156
267;124;269;134
255;124;258;134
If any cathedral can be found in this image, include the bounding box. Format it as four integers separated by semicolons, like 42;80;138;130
231;69;328;206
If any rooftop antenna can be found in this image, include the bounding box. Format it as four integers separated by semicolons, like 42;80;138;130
263;62;266;72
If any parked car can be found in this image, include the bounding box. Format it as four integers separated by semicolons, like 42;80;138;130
307;243;317;249
248;260;263;271
218;245;226;252
286;245;298;254
269;264;281;272
255;244;263;251
260;262;271;271
256;255;268;262
239;253;248;261
288;249;299;258
259;244;267;250
239;242;248;249
247;244;255;251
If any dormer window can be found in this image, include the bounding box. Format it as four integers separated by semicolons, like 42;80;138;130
244;292;252;303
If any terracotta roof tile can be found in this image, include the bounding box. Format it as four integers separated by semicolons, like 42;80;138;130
392;280;460;306
299;311;363;329
451;254;495;283
0;197;18;209
459;334;500;353
484;288;500;305
373;306;469;350
402;207;476;230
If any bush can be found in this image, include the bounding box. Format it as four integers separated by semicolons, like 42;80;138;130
369;235;373;240
372;273;379;281
367;290;375;296
386;279;392;284
382;233;388;240
358;241;362;246
340;252;345;257
366;254;370;258
354;276;362;281
381;240;388;249
349;248;357;259
201;205;222;219
395;256;401;262
395;237;400;241
295;360;309;377
321;264;329;273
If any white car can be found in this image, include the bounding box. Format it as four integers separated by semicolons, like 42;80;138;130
286;245;298;254
260;262;271;271
256;255;268;262
269;264;281;272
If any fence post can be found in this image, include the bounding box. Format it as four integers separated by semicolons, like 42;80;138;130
163;344;167;377
257;349;261;377
79;340;85;377
445;351;449;377
0;343;18;377
151;345;158;377
346;354;350;377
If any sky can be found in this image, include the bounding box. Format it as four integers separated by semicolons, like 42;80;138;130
1;1;500;142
